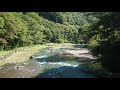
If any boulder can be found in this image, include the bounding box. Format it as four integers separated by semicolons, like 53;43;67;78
29;56;34;59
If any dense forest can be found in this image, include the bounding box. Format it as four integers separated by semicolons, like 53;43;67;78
0;12;92;50
0;12;120;73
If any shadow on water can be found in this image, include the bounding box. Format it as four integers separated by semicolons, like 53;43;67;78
73;44;87;48
35;65;98;78
33;49;98;78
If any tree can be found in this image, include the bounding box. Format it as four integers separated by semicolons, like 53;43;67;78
88;12;120;72
0;12;95;50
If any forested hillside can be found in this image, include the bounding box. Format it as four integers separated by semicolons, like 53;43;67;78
0;12;95;50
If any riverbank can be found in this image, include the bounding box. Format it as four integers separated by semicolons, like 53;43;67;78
65;48;96;61
0;45;46;66
0;43;109;78
81;62;110;78
63;48;110;78
0;43;74;67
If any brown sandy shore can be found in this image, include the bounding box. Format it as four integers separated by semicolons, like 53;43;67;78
65;48;96;62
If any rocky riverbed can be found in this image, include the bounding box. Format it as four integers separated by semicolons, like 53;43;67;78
0;44;99;78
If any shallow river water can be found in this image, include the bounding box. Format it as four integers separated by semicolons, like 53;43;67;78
0;47;98;78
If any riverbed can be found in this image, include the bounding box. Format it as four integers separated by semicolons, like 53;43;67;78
0;45;98;78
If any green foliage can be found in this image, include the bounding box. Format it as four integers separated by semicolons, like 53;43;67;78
0;17;5;28
0;12;95;50
88;12;120;72
0;38;7;50
87;35;101;56
39;12;88;26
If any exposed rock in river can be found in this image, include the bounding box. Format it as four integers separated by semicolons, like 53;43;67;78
29;56;34;59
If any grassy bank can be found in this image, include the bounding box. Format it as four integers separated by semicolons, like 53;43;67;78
0;45;47;66
0;43;73;67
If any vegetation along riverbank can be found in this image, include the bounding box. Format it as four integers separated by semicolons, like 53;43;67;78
0;12;120;78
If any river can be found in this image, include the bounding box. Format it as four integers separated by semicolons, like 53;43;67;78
0;45;98;78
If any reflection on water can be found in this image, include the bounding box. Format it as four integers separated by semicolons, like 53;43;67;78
0;45;98;78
